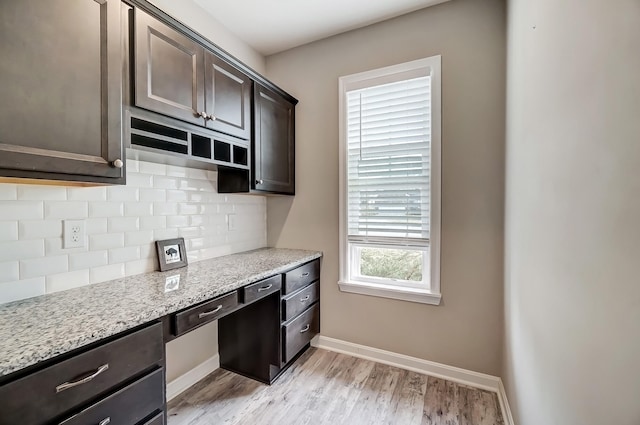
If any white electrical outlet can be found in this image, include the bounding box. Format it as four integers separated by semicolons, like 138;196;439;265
63;219;86;249
227;214;237;231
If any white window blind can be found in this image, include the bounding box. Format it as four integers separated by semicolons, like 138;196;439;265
346;75;431;247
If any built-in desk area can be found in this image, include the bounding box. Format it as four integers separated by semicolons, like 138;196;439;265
0;248;322;425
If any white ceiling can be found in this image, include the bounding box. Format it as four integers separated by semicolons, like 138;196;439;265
193;0;450;56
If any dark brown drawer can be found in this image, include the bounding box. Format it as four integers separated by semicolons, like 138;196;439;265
59;368;164;425
282;303;319;363
243;275;282;304
0;323;163;425
283;259;320;294
174;291;239;336
283;281;319;322
143;412;165;425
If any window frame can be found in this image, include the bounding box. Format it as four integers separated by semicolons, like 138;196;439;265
338;56;442;305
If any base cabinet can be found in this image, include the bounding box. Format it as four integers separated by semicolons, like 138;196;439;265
219;259;320;383
0;323;165;425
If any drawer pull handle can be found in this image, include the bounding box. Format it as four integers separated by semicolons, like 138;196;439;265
199;305;223;319
300;295;310;302
55;363;109;393
257;284;273;292
301;272;310;277
99;418;111;425
300;324;311;333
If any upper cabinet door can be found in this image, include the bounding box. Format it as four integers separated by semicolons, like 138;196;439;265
0;0;124;183
204;54;252;140
134;9;205;127
253;84;295;195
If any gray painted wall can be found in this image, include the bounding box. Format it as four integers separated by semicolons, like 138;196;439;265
266;0;506;376
504;0;640;423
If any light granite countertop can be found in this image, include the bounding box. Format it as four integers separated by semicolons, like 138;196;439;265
0;248;322;378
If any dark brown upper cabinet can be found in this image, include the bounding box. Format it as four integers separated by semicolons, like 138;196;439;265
0;0;125;184
134;9;252;140
253;83;296;195
134;9;205;127
204;55;252;140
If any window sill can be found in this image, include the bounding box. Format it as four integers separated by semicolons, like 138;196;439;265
338;280;442;305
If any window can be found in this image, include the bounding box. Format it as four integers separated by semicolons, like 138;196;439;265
338;56;441;305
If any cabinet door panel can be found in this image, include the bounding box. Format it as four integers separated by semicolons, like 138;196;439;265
0;0;123;181
135;9;205;126
253;84;295;194
204;54;252;140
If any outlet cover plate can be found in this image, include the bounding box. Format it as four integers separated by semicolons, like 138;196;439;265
63;219;86;249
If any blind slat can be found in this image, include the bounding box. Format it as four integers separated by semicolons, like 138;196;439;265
347;75;431;242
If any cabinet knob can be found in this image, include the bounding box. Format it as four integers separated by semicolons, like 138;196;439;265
208;114;217;121
112;159;123;169
256;179;264;185
197;111;208;119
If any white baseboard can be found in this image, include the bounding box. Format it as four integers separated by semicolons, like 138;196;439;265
497;379;515;425
166;354;220;402
311;335;514;425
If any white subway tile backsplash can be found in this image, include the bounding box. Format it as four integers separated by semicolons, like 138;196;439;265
139;244;155;260
0;277;45;304
166;165;188;178
185;168;209;180
178;227;202;239
0;261;19;283
46;270;90;294
90;263;125;284
127;174;153;188
124;202;153;217
178;203;201;215
166;190;188;202
124;230;154;246
89;233;124;251
20;255;68;279
44;238;86;256
0;221;18;241
0;184;17;201
107;217;139;233
86;218;108;235
109;246;140;264
127;159;140;173
140;189;166;202
0;240;44;262
107;186;139;202
69;250;108;271
0;160;267;305
44;201;88;219
166;215;189;228
189;215;208;226
125;258;155;276
19;220;62;240
0;201;44;220
18;185;67;201
153;228;179;241
67;187;107;201
153;176;180;190
152;202;178;216
89;202;124;218
139;161;167;175
140;216;166;231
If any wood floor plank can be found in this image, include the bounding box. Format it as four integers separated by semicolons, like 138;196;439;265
168;348;504;425
422;377;460;425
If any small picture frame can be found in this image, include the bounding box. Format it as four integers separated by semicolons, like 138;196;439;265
156;238;188;272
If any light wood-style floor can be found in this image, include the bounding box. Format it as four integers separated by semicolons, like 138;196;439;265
167;348;504;425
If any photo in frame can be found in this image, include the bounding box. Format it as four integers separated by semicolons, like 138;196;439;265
156;238;188;271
